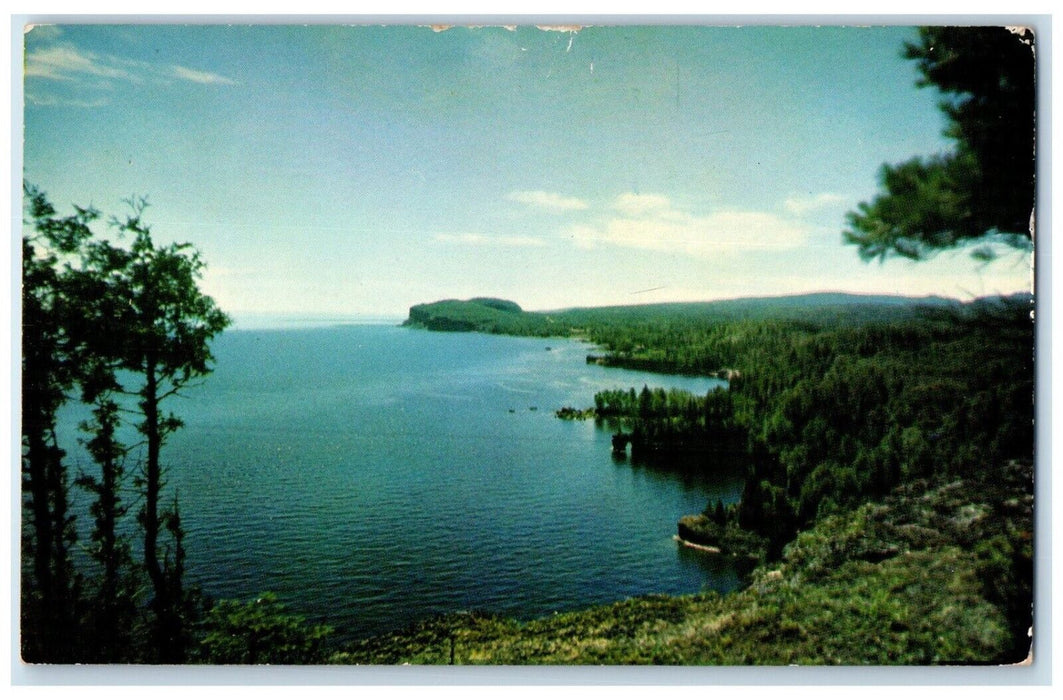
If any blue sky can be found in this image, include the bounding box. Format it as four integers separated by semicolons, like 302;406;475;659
22;23;1033;323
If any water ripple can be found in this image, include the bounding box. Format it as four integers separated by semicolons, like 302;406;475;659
59;325;740;642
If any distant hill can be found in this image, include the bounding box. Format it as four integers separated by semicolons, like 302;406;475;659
402;292;980;336
468;297;522;313
404;297;548;333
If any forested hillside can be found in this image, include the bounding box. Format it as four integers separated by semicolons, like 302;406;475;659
403;293;960;341
403;292;1035;663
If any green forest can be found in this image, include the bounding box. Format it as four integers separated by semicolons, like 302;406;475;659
397;290;1034;664
21;26;1036;666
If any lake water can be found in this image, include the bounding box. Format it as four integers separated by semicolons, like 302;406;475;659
58;324;745;641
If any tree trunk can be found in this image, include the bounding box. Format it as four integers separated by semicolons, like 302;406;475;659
21;421;55;660
141;358;180;660
21;347;76;661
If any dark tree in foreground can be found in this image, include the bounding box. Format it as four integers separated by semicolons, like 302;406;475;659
73;360;139;661
21;187;335;664
845;26;1035;261
21;186;229;662
20;185;96;661
106;197;231;661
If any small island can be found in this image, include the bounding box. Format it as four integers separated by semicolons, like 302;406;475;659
555;406;597;421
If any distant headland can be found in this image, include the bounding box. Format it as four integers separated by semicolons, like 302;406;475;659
401;292;977;337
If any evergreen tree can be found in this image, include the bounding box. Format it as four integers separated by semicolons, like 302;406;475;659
104;196;230;661
845;26;1035;261
21;186;229;662
73;361;139;661
20;184;96;661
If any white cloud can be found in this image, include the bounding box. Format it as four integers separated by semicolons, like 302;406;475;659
172;65;237;85
434;233;547;248
566;224;601;250
24;92;109;108
784;192;848;215
568;195;810;257
612;192;672;216
25;45;132;81
507;190;588;212
25;41;236;89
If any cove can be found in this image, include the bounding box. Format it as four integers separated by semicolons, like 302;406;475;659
58;324;746;642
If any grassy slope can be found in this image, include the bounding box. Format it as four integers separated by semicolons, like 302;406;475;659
335;461;1031;665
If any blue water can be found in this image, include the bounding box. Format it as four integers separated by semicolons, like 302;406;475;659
58;325;745;641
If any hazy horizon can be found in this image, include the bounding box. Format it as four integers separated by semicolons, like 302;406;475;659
229;287;1028;331
22;24;1033;319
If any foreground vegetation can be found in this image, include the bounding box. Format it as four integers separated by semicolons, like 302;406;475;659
399;293;1034;664
21;187;334;664
336;460;1030;665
